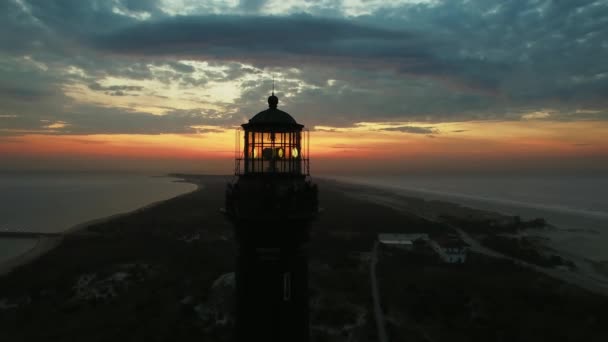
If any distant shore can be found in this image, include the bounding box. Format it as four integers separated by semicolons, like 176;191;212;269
0;175;201;277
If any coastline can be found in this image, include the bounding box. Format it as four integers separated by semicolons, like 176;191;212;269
0;236;63;277
3;174;607;295
2;174;608;341
0;175;201;278
326;176;608;258
322;177;608;297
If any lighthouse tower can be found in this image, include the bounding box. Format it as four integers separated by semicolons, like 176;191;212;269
225;92;318;342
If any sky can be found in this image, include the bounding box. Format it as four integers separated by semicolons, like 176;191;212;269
0;0;607;175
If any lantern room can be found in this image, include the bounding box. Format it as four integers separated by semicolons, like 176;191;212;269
235;93;309;176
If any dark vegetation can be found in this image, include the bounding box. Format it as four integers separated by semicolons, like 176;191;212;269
377;245;608;342
0;175;236;342
441;214;548;235
482;235;576;268
0;176;605;342
440;213;574;268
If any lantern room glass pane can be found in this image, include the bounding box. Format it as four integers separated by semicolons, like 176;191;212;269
244;129;303;174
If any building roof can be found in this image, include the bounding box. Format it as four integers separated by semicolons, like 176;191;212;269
378;233;428;245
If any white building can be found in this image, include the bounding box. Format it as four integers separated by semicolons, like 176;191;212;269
378;233;429;250
430;237;469;263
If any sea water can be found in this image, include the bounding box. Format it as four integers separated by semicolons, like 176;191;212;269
0;172;197;263
329;175;608;261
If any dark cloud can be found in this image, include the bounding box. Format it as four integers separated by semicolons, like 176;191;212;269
167;61;195;73
1;104;228;136
0;84;54;101
329;144;369;150
88;13;509;93
120;0;163;15
379;126;438;134
88;82;144;92
1;0;607;136
88;82;144;96
56;106;229;135
238;0;267;13
24;0;152;35
91;14;409;56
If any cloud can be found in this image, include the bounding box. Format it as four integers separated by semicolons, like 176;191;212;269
167;61;195;73
379;126;438;134
238;0;268;13
88;82;144;96
0;0;607;137
91;14;409;56
55;106;230;135
521;110;552;120
87;13;512;93
329;144;370;150
0;83;54;101
0;103;231;136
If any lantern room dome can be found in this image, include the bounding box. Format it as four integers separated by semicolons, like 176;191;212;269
243;94;302;129
249;108;297;125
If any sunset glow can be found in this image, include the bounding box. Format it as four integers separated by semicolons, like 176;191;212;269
2;118;606;173
1;0;607;174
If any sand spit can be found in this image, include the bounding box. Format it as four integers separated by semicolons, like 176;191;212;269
0;176;201;278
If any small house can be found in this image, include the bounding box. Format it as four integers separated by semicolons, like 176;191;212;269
430;236;469;263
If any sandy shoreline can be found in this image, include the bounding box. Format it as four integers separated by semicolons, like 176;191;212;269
0;177;201;277
0;236;63;277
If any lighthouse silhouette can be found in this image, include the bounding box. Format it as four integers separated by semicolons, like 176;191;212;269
225;90;318;342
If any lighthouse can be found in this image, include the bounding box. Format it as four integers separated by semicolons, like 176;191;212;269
225;91;318;342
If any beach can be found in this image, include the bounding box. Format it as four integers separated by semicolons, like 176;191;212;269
0;236;63;277
1;175;607;341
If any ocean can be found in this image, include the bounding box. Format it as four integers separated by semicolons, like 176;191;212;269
329;175;608;261
0;172;197;264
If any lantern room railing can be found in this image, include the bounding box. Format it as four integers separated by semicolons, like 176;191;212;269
234;128;310;176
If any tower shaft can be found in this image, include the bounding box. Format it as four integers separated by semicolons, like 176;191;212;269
235;228;309;342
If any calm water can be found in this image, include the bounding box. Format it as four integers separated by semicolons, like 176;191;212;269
330;175;608;261
0;172;196;263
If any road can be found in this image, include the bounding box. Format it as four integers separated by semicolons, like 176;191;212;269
370;241;389;342
351;191;608;297
408;209;608;297
451;225;608;296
